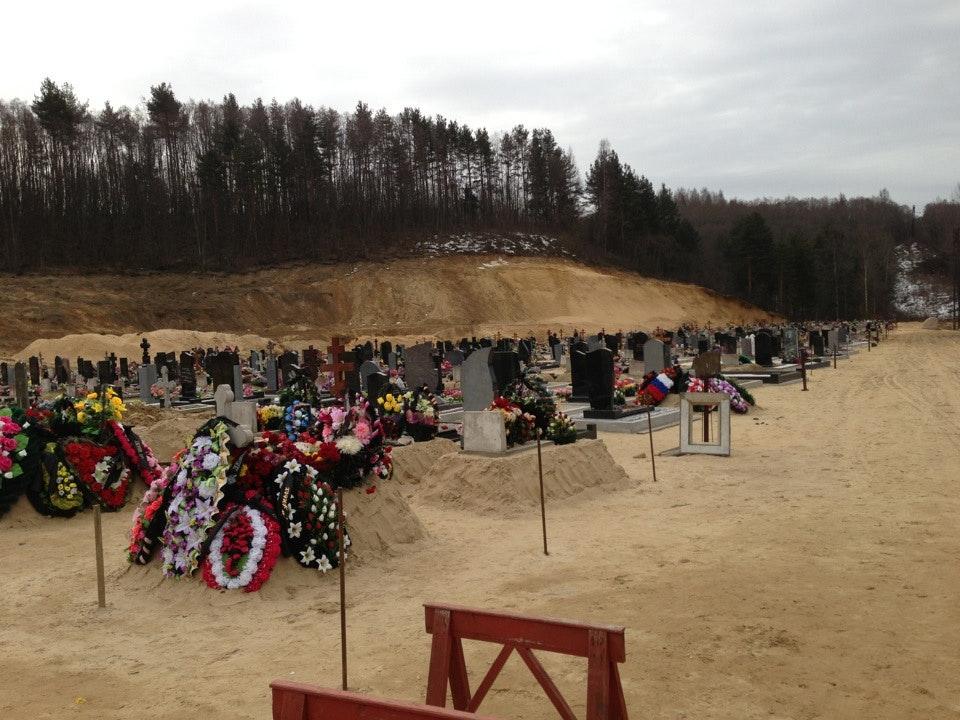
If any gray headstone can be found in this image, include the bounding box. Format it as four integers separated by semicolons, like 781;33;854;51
461;347;496;411
265;356;278;393
359;360;381;390
233;364;243;401
138;364;158;403
446;349;465;367
642;339;670;375
387;352;398;371
14;363;29;407
403;342;436;391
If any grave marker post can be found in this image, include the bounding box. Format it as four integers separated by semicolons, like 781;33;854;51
647;408;657;482
336;486;348;691
536;429;548;556
93;505;106;608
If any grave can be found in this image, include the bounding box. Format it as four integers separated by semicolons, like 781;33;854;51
569;344;590;402
28;356;40;386
14;363;29;407
119;357;129;380
265;354;278;393
301;346;321;381
358;360;381;390
461;347;496;411
755;331;774;367
692;350;721;378
179;351;198;400
491;351;521;394
366;371;389;403
445;348;465;366
679;392;731;456
461;410;508;453
0;362;8;386
642;338;671;375
582;347;649;420
404;342;437;391
213;384;258;434
138;364;158;403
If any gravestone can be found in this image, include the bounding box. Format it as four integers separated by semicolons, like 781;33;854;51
403;342;436;391
719;334;738;354
379;341;393;361
462;411;507;453
138;364;158;403
827;329;839;352
517;340;532;365
0;362;8;386
55;356;69;384
783;327;799;363
604;334;619;353
491;351;521;394
366;371;389;404
28;357;40;386
586;336;602;352
585;348;615;410
570;347;590;403
642;338;670;375
771;334;782;358
179;351;197;399
249;350;261;372
208;351;235;394
755;331;774;367
119;357;129;380
214;383;257;434
387;351;398;371
140;337;150;364
232;364;244;401
97;360;115;386
265;355;278;393
14;363;29;407
301;346;321;381
279;351;298;386
359;360;381;391
811;331;825;357
697;336;710;354
552;343;563;364
461;347;496;411
692;350;721;378
362;341;375;362
446;349;465;367
342;351;362;397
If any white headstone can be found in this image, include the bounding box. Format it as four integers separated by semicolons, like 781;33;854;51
462;410;508;453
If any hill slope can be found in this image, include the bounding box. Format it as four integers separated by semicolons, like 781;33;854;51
5;255;776;357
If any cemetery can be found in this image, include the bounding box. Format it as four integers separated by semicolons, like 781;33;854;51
3;288;958;719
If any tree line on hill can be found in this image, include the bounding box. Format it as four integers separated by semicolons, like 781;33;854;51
1;78;956;320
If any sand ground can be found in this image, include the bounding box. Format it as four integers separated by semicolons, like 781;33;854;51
2;325;958;719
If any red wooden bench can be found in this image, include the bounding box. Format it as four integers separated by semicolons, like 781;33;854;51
424;603;628;720
271;680;499;720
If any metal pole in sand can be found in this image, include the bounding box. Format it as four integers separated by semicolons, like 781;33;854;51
93;505;106;608
337;487;348;690
801;351;808;392
646;408;657;482
833;342;838;369
537;429;548;556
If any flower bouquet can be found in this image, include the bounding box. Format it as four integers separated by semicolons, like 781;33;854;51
546;412;577;445
403;389;439;442
375;391;405;440
489;396;537;447
257;404;284;432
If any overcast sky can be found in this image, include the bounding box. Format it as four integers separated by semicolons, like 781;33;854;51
4;0;958;208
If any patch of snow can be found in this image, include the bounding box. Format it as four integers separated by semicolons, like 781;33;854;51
894;243;954;318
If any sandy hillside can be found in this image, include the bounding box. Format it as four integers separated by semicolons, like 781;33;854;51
2;324;958;719
2;255;775;358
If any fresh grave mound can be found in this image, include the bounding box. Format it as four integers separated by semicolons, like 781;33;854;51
0;392;163;520
134;412;215;463
125;399;426;594
390;438;461;486
921;317;940;329
13;329;275;362
412;439;631;515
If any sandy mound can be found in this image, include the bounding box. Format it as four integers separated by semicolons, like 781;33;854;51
0;255;777;357
921;316;940;329
401;438;631;514
14;329;275;361
390;438;461;486
134;413;215;463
